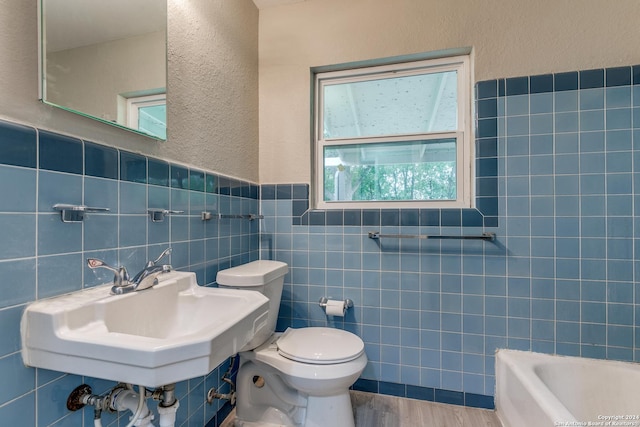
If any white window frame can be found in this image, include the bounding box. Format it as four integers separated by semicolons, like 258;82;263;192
126;93;166;132
313;54;473;210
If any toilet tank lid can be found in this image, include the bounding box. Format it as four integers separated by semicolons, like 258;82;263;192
216;260;288;286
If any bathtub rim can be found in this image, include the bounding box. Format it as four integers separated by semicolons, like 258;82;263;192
496;349;576;426
496;349;640;427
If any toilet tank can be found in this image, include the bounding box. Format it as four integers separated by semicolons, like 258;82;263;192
216;260;288;350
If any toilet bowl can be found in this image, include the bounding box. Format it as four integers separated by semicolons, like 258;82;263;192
216;261;367;427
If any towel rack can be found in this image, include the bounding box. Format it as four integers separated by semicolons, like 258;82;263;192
217;214;264;220
368;231;496;241
200;213;264;221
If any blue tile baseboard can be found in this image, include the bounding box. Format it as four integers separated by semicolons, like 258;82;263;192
352;379;495;410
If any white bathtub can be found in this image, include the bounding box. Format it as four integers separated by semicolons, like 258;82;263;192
496;350;640;427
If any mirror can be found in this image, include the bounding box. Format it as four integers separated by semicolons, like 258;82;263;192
40;0;167;140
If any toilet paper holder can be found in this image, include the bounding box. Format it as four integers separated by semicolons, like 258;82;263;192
318;297;353;311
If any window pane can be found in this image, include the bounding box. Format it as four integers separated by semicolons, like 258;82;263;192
138;104;166;140
323;138;456;202
323;70;457;139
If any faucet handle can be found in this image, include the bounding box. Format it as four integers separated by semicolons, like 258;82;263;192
87;258;114;272
87;258;130;287
147;247;172;267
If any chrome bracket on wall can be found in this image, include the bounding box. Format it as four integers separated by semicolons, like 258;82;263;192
52;204;110;223
147;209;184;222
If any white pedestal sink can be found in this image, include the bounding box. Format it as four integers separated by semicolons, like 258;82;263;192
21;271;269;387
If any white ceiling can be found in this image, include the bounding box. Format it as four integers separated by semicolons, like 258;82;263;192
44;0;166;53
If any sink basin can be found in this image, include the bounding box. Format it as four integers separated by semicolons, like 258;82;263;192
21;271;269;387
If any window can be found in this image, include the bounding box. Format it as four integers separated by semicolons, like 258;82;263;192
314;55;472;209
126;93;167;140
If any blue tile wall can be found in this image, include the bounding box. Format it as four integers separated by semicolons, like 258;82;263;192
4;62;640;425
0;119;258;426
262;64;640;408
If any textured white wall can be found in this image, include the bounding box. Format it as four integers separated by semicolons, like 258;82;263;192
258;0;640;184
167;0;259;180
0;0;259;182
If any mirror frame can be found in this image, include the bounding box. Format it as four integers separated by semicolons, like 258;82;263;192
37;0;168;141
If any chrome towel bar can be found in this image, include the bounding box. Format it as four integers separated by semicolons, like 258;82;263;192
368;231;496;242
217;214;264;220
200;213;265;221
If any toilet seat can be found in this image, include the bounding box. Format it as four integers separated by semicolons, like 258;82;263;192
276;327;365;364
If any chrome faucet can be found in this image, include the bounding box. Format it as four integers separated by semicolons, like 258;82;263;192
87;247;172;295
130;247;173;291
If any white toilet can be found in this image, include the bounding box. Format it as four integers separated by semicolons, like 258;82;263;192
216;260;367;427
